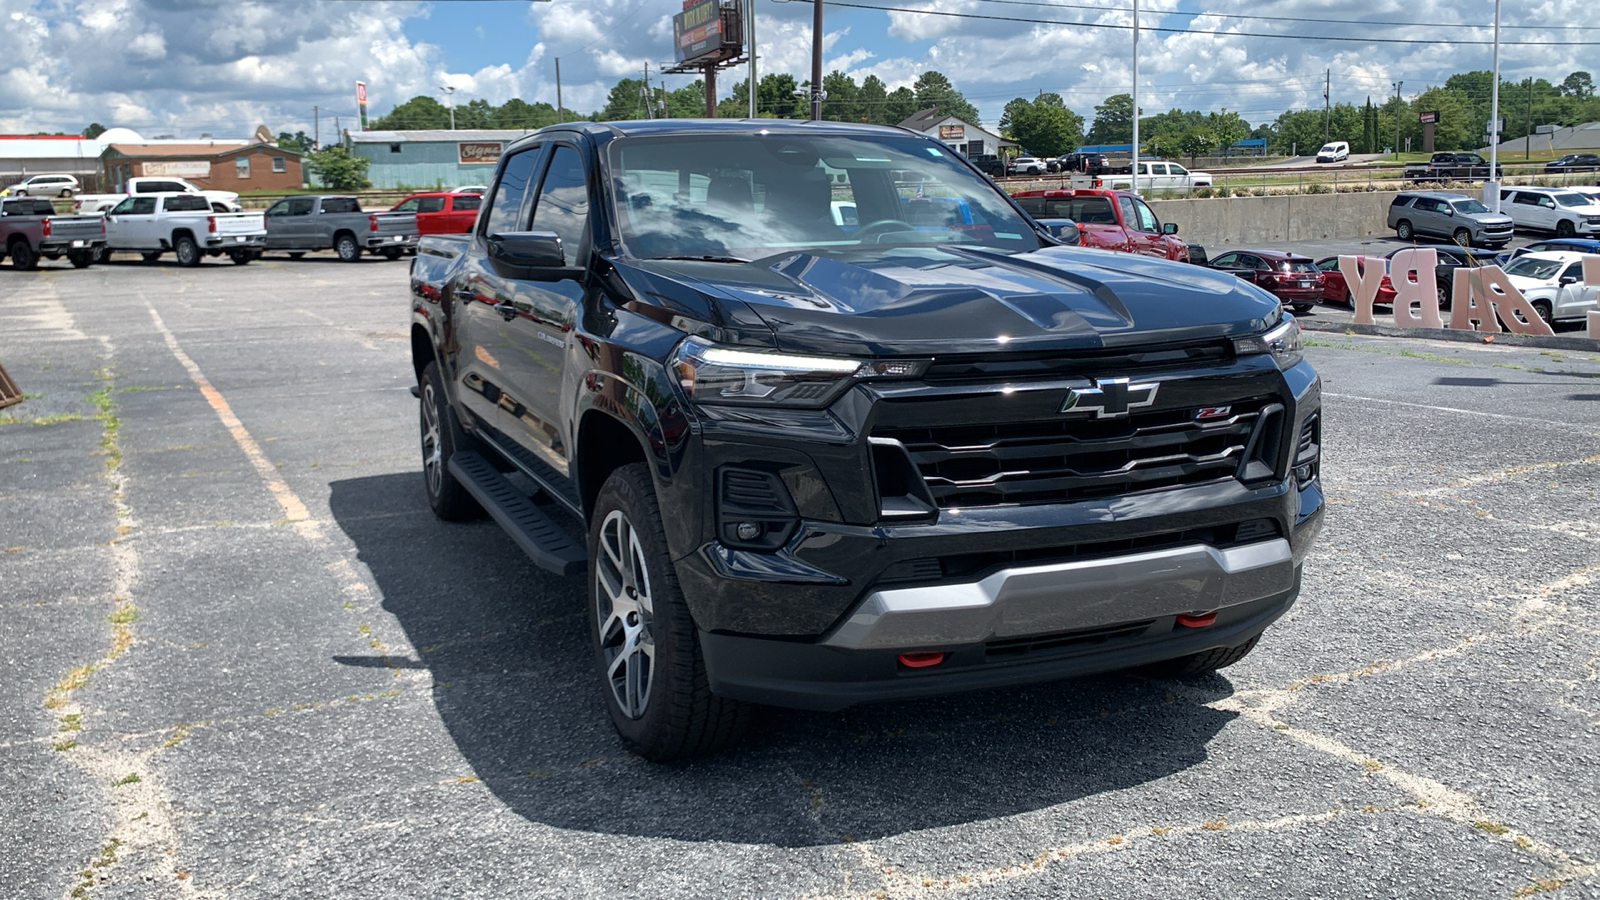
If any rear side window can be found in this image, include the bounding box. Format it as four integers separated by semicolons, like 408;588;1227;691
416;196;446;213
137;181;184;193
164;195;209;212
321;197;360;213
1391;196;1412;208
483;147;540;235
454;195;481;211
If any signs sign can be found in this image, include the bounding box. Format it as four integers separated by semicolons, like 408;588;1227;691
357;81;369;131
1338;250;1600;338
458;142;504;166
1418;110;1439;124
142;161;210;178
938;124;966;141
673;0;741;65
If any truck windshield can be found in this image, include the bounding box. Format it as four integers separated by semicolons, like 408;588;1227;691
1552;193;1592;209
1451;199;1489;214
607;133;1041;260
1505;257;1564;280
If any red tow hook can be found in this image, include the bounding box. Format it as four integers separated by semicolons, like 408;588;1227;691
1176;611;1218;628
897;651;946;668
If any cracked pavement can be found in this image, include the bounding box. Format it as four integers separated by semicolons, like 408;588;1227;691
1;252;1597;899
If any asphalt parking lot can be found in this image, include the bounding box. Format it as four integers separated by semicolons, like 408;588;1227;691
2;251;1598;899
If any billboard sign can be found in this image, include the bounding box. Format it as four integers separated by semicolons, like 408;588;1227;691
142;161;211;178
357;81;369;131
673;0;740;66
458;142;504;166
1418;110;1438;124
938;124;965;141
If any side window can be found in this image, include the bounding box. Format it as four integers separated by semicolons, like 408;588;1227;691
288;198;315;216
1169;164;1188;176
1131;199;1160;234
266;199;291;217
454;195;481;211
1316;259;1337;272
393;198;419;213
1561;262;1583;282
321;197;359;213
416;196;446;213
483;147;540;235
1014;197;1045;216
272;157;286;173
1211;253;1236;267
129;198;157;215
235;157;250;178
1540;196;1556;209
530;145;590;266
1514;193;1538;206
1117;196;1137;228
109;198;137;215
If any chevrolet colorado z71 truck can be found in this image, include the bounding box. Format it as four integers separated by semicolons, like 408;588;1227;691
409;120;1324;760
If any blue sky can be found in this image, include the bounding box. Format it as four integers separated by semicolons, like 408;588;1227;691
0;0;1592;139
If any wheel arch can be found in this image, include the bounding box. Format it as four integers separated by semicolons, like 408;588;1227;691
575;408;651;522
410;323;436;385
333;228;357;246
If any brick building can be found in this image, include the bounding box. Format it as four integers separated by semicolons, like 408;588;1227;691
101;142;304;193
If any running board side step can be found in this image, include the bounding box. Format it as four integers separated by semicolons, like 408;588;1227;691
447;451;587;577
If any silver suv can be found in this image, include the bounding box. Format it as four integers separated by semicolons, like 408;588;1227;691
1388;191;1514;248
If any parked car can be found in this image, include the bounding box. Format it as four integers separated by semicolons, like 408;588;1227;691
1493;237;1600;268
74;176;240;214
1314;255;1395;306
263;195;419;261
1403;152;1503;183
1010;188;1191;260
1387;191;1514;248
0;196;105;270
6;173;80;198
1057;151;1111;176
1315;142;1350;163
1007;156;1047;176
1502;251;1600;324
965;154;1006;177
1570;186;1600;206
1544;153;1600;173
1497;186;1600;238
409;119;1323;759
1105;160;1213;191
1207;250;1323;313
392;192;482;235
1382;244;1497;308
101;193;266;266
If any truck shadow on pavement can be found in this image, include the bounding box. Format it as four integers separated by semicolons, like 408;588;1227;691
329;473;1238;847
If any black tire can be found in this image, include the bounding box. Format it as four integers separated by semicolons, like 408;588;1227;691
227;249;252;266
335;233;360;262
287;251;306;260
589;463;750;761
381;247;402;260
1532;299;1553;325
8;240;37;271
1452;228;1472;247
1556;220;1576;238
418;361;483;521
59;188;72;199
91;245;109;264
174;235;200;268
1344;289;1355;307
141;251;162;263
1395;220;1414;241
1437;280;1452;310
1292;303;1313;314
67;249;92;268
1143;635;1261;678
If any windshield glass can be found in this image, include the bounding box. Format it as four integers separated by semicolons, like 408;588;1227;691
1505;257;1564;280
1282;260;1319;274
1553;192;1592;208
607;132;1041;260
1451;199;1489;214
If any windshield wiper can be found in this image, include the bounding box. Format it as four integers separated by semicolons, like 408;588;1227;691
643;255;750;264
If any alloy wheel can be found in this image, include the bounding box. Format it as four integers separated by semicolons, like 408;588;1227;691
420;382;443;497
595;509;655;720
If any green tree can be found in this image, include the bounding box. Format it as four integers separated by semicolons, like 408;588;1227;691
1087;94;1133;144
912;70;980;124
999;93;1084;157
1178;127;1216;164
1207;110;1250;158
665;80;709;118
1143;132;1181;160
371;95;452;130
82;123;106;139
822;71;862;122
497;98;560;129
305;145;370;190
600;78;650;120
884;86;919;125
275;131;312;152
1561;71;1594;100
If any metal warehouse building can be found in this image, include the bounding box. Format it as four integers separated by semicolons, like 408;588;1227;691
349;130;537;189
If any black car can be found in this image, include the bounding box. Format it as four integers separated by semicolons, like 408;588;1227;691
966;153;1006;177
1059;151;1111;175
1545;153;1600;173
407;119;1324;759
1384;243;1497;307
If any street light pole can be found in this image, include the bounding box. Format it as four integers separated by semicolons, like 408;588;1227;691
1487;0;1502;212
1130;0;1139;195
810;0;823;120
1392;81;1402;161
748;0;758;118
439;85;456;130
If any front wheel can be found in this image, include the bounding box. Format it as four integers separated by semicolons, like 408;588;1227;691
418;361;484;521
1292;303;1313;314
1452;228;1472;247
227;249;252;266
1532;299;1554;325
335;234;360;262
1556;220;1576;238
1143;635;1261;678
381;247;403;260
589;463;749;761
174;236;200;267
1395;220;1414;241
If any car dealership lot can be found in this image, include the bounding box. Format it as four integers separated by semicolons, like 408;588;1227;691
2;256;1598;898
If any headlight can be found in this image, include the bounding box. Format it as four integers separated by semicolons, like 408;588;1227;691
670;337;926;408
1233;314;1303;371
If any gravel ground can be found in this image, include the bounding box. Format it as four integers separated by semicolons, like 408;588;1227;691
1;249;1597;899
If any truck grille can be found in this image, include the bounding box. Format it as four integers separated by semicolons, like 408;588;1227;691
874;398;1273;509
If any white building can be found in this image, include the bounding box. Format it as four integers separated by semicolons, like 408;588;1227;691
897;109;1016;158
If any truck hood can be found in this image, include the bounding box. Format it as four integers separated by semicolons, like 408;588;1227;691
1466;213;1515;227
627;245;1281;357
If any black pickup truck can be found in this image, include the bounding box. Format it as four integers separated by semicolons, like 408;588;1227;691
1404;151;1504;183
408;120;1324;760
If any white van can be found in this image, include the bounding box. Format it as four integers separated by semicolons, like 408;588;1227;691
1316;142;1350;163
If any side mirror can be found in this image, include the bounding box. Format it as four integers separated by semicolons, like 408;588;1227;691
1559;274;1579;285
487;231;570;279
1443;207;1454;216
1047;221;1080;244
1162;222;1178;235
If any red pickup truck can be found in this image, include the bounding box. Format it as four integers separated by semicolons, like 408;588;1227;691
1010;188;1193;262
391;192;482;235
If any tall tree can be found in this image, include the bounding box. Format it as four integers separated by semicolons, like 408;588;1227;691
600;78;649;120
371;95;452;130
1561;71;1594;100
1087;94;1134;144
82;123;106;139
912;70;981;124
884;86;919;125
1206;110;1250;158
999;93;1084;157
822;71;862;122
858;75;890;124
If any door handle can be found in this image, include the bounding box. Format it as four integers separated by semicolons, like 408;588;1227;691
493;301;518;321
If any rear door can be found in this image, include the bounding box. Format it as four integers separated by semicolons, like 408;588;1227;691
449;193;482;233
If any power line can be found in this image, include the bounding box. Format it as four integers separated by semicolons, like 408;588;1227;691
951;0;1600;31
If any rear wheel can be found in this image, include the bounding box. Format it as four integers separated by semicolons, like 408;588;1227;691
8;240;37;271
1437;281;1452;310
1452;228;1472;247
1344;289;1356;307
335;233;360;262
59;188;72;198
1143;635;1261;678
589;463;750;761
174;235;200;267
141;251;163;263
418;361;483;521
381;247;403;260
66;249;92;268
287;252;305;260
91;245;109;264
1293;303;1313;314
227;249;252;265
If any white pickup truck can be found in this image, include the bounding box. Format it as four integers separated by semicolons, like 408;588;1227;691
74;177;242;214
1106;160;1214;192
98;193;267;266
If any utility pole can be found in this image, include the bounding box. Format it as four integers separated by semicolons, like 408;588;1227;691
747;0;757;118
555;58;564;123
313;106;319;149
1525;77;1533;160
809;0;823;120
1392;80;1402;161
1488;0;1502;212
1130;0;1139;194
1323;69;1330;143
439;85;456;129
642;63;653;119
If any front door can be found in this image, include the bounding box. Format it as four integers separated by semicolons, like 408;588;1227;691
1555;260;1599;319
107;197;158;249
1120;195;1167;257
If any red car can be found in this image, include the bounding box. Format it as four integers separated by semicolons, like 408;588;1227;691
1206;249;1324;313
1010;188;1190;261
391;192;481;235
1315;255;1397;306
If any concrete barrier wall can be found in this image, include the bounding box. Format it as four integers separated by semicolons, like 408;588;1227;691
1147;191;1401;248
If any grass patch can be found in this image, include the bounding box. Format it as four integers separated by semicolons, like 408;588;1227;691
110;772;141;787
70;837;121;899
1473;820;1510;836
107;603;139;625
53;739;78;752
1514;878;1565;897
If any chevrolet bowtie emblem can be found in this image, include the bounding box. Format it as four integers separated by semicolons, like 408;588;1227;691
1061;378;1160;418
